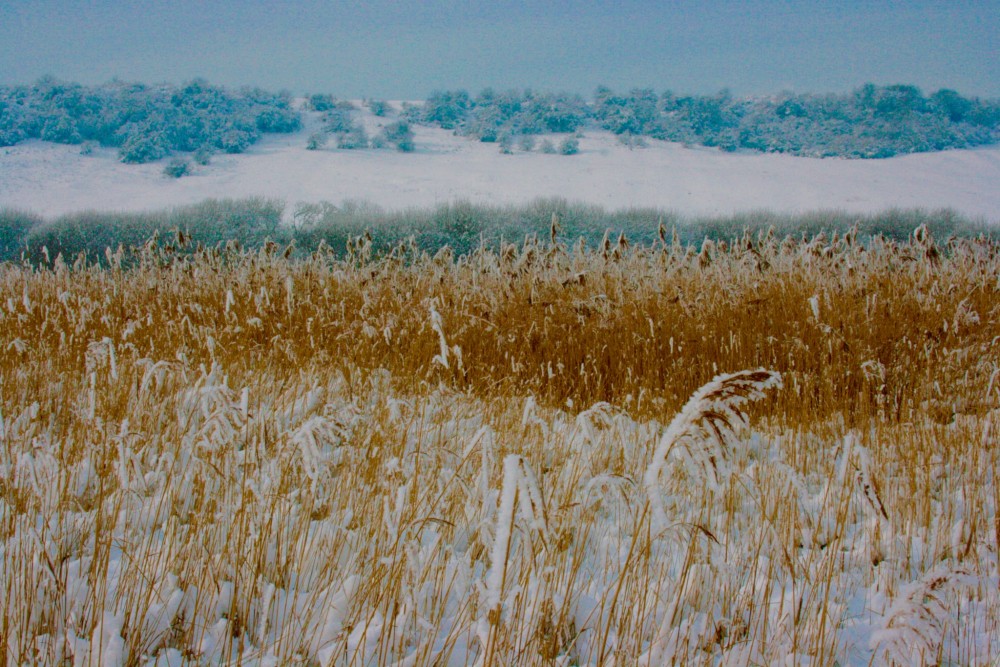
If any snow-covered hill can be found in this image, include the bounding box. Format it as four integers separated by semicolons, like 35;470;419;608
2;104;998;220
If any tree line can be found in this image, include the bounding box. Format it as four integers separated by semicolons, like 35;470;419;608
414;84;1000;158
0;77;300;163
2;78;998;163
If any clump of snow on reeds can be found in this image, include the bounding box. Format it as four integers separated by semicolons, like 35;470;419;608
643;369;782;527
870;565;977;665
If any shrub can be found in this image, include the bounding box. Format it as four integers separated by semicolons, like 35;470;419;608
422;90;471;129
380;121;415;152
337;124;369;149
559;137;579;155
254;107;301;133
40;113;82;144
306;131;329;150
367;100;390;116
163;157;191;178
308;93;336;111
498;132;514;154
217;127;256;154
194;145;214;165
617;133;647;149
322;107;356;134
119;130;171;163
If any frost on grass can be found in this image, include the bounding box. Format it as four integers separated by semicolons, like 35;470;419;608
2;231;999;665
0;362;997;665
643;369;782;527
870;566;977;665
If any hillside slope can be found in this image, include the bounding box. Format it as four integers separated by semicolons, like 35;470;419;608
2;104;998;220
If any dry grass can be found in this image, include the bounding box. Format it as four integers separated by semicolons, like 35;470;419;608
0;223;998;665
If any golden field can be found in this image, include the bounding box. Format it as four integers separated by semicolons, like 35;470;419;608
1;224;998;665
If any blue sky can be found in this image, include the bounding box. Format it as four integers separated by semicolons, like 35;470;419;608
1;1;997;98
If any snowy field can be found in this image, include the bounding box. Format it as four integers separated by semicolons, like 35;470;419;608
1;234;998;665
1;105;999;220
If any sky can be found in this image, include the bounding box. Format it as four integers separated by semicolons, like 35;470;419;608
1;1;997;99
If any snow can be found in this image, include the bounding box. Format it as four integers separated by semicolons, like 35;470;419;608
1;104;998;220
2;368;997;665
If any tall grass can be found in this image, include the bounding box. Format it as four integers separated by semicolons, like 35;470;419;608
2;197;994;264
290;198;996;258
0;219;998;664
